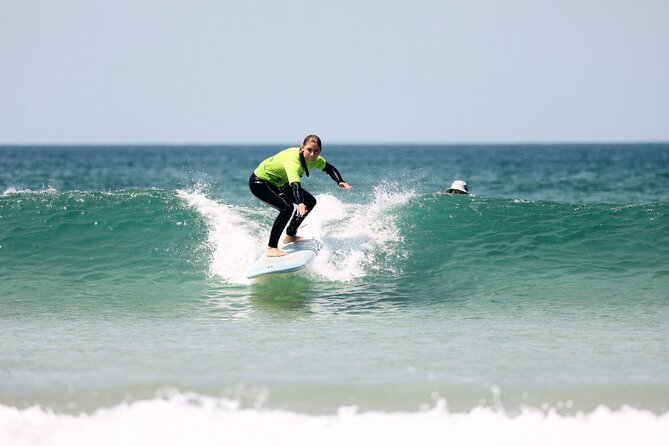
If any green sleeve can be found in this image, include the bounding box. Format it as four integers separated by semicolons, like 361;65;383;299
314;156;326;170
284;157;303;184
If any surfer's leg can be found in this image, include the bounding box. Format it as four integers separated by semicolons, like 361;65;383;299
286;189;317;237
249;175;294;249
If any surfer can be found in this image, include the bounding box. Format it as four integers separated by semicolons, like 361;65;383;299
249;134;352;257
446;180;469;194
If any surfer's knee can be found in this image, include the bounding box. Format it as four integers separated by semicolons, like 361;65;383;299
278;197;293;213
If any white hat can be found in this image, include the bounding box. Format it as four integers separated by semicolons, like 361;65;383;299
446;180;468;194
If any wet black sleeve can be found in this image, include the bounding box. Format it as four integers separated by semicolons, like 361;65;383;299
323;162;344;184
291;181;305;204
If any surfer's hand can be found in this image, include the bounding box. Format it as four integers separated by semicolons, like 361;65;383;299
297;203;308;216
338;182;352;190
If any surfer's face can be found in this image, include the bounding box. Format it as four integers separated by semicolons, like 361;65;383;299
301;141;321;162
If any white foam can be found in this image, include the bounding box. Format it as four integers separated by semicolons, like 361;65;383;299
177;189;261;284
179;185;414;284
304;186;413;281
1;396;668;446
2;186;58;197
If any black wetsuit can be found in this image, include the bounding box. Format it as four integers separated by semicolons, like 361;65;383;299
249;162;344;248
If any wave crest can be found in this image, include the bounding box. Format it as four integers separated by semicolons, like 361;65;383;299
1;394;667;446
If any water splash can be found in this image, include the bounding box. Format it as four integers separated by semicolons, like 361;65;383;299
179;184;415;284
177;189;260;284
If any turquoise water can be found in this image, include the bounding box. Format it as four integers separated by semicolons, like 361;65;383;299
1;144;669;443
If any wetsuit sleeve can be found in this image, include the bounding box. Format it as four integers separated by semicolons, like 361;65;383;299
323;162;344;184
291;181;305;204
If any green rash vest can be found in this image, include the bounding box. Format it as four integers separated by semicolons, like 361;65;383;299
254;147;327;187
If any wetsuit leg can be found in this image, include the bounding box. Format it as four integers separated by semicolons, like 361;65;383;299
249;174;294;248
286;189;317;237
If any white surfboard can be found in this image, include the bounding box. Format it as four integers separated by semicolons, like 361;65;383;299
246;239;321;279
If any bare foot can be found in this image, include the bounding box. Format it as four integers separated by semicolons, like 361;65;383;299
283;235;305;244
266;247;288;257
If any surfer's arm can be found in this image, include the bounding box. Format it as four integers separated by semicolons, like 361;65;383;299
323;163;343;183
323;163;352;189
291;181;308;216
291;181;305;204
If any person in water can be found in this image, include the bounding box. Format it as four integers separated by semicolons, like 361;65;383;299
249;134;352;257
446;179;469;194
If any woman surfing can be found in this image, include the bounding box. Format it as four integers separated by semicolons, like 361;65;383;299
249;134;352;257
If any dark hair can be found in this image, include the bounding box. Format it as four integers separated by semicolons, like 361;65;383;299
302;134;322;150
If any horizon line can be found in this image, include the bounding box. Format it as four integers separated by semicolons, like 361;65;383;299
2;140;669;147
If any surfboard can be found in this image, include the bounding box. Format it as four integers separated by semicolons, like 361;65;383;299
246;239;321;279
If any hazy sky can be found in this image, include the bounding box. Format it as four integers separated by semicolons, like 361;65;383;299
2;0;668;144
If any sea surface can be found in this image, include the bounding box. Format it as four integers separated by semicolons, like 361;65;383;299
1;144;669;444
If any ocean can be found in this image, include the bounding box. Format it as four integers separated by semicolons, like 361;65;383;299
1;144;668;444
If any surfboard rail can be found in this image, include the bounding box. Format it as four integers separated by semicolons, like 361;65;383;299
246;239;321;279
